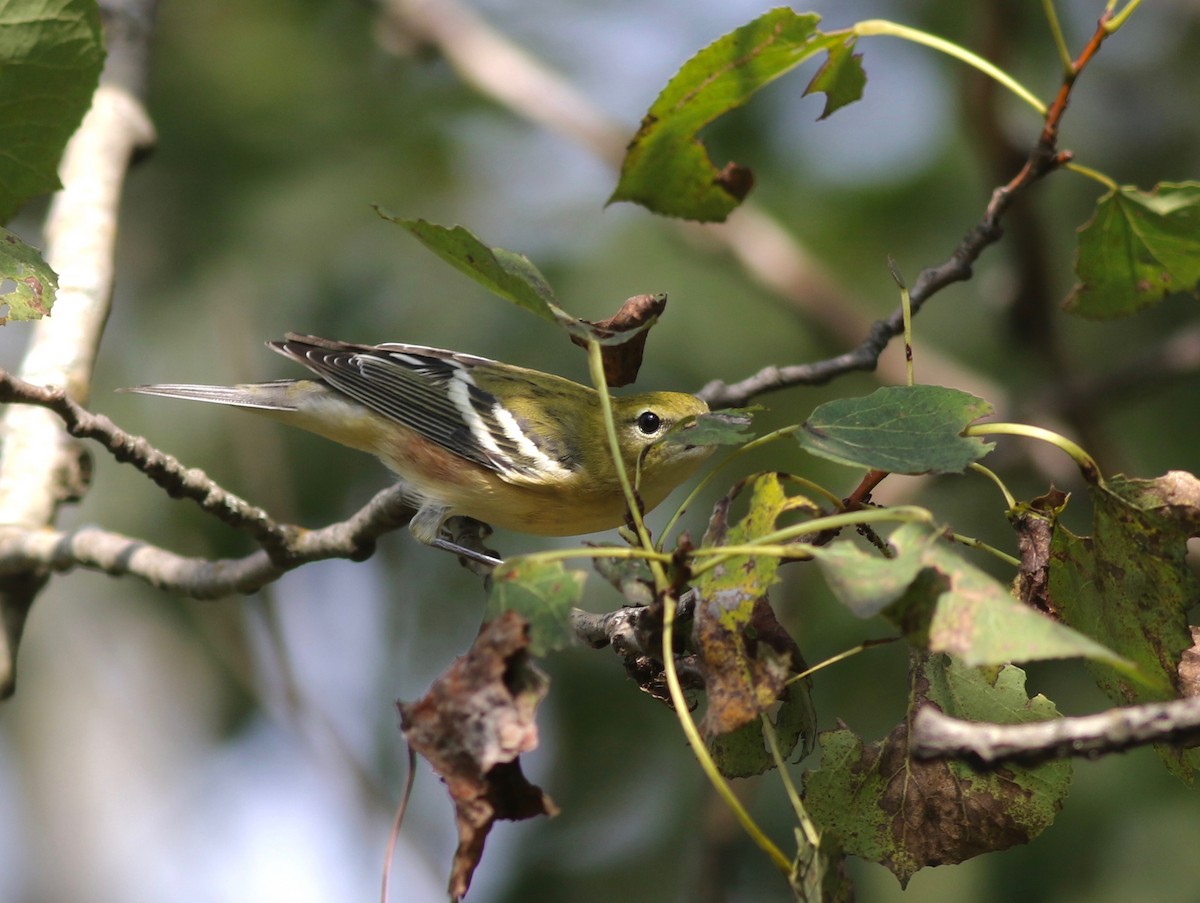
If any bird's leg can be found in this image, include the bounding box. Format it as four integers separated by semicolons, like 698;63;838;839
436;515;502;572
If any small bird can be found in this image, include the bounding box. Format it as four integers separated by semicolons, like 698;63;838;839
127;334;714;559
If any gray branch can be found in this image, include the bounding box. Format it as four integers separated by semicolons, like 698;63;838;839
0;482;414;600
911;696;1200;767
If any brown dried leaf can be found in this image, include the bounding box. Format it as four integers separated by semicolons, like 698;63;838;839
570;292;668;386
1180;626;1200;698
696;594;805;737
1009;488;1069;616
398;611;557;899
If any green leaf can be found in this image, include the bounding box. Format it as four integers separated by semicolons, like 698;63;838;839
0;0;105;221
805;655;1071;887
380;214;660;346
804;38;866;120
809;522;1134;672
798;385;994;474
0;228;57;321
1045;471;1200;780
609;9;854;222
694;473;819;775
486;559;585;657
1066;182;1200;319
658;407;756;450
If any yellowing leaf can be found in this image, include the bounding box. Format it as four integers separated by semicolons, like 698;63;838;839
694;473;820;775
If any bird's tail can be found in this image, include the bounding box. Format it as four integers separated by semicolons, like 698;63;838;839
120;379;304;411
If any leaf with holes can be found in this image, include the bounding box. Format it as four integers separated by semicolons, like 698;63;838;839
1046;471;1200;780
0;229;57;322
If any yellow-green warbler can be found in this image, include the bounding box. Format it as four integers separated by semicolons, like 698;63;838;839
128;334;714;554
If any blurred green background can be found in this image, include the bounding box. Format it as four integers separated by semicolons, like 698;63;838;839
3;1;1200;901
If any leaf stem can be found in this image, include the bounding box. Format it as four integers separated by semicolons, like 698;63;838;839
658;424;839;548
947;532;1021;567
968;462;1016;509
1041;0;1073;74
587;341;655;551
691;506;934;577
505;545;672;569
965;422;1102;483
1105;0;1141;33
786;637;900;686
762;712;820;848
854;19;1046;115
1065;161;1119;191
586;341;791;874
660;559;793;874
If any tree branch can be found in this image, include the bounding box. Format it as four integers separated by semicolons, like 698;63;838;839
911;695;1200;768
0;482;414;600
0;0;159;697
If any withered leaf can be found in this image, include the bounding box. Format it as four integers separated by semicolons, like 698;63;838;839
398;611;557;899
804;654;1070;886
570;292;667;386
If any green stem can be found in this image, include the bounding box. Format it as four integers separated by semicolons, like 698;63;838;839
657;424;831;549
1066;161;1119;191
948;532;1020;567
586;345;790;874
762;713;820;849
965;422;1103;483
785;637;899;686
1041;0;1073;73
691;506;934;577
968;462;1016;509
660;565;793;874
897;265;915;387
854;19;1046;115
662;425;792;547
504;545;672;569
587;342;655;551
1105;0;1141;32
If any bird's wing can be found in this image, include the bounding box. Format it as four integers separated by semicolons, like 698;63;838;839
269;334;572;480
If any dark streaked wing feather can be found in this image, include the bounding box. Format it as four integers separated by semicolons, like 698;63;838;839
268;335;540;476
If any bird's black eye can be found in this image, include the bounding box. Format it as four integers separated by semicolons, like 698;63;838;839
636;410;663;435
